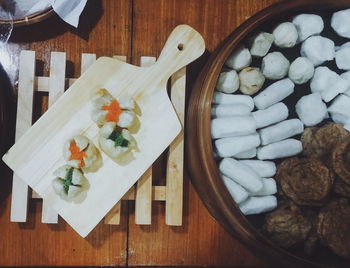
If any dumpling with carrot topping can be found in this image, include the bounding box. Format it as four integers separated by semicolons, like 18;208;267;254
52;165;87;199
92;89;135;128
63;135;99;169
99;122;136;159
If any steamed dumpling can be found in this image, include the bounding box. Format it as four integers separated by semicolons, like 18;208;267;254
63;135;100;169
92;89;136;128
99;123;136;159
52;165;87;199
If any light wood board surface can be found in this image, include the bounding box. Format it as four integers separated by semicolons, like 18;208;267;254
3;25;205;237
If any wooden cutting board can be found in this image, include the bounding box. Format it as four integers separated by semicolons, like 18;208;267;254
2;25;205;237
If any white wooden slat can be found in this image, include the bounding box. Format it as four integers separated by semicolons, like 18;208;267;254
41;52;67;224
41;199;59;223
153;186;166;201
10;50;36;222
104;185;134;224
120;185;165;201
81;53;97;73
16;52;183;227
121;186;136;200
34;76;77;92
35;76;48;92
104;55;127;225
135;168;152;224
35;77;76;92
48;52;66;106
165;66;186;226
104;201;121;225
135;56;156;225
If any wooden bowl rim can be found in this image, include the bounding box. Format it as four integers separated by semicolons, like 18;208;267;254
0;7;54;26
186;0;350;267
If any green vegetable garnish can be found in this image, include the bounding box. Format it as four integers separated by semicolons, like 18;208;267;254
108;130;129;147
63;167;74;194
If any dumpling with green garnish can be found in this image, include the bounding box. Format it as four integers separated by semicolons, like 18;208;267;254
99;122;136;159
52;165;87;199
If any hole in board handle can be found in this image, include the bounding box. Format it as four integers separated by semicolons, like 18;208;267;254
177;43;184;51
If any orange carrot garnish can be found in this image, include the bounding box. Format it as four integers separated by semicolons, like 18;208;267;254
102;99;122;123
69;141;87;168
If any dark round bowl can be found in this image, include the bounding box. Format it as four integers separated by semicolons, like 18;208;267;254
186;0;350;267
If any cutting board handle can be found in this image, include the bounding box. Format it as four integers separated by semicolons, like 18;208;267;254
155;25;205;81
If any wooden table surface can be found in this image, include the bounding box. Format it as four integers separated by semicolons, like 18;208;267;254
0;0;279;266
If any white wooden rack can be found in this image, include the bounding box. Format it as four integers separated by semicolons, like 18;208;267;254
10;50;185;226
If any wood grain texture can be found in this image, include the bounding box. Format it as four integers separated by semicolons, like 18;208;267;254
0;0;281;266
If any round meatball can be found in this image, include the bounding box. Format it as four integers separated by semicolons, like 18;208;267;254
276;157;334;206
332;136;350;185
273;22;298;48
301;123;349;161
317;199;350;259
288;57;314;84
334;178;350;198
238;67;265;95
263;202;312;248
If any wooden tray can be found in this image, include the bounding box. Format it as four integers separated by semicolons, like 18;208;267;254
4;25;205;237
10;52;186;229
186;1;350;267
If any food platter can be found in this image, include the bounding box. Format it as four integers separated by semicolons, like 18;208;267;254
3;25;205;237
187;0;350;267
